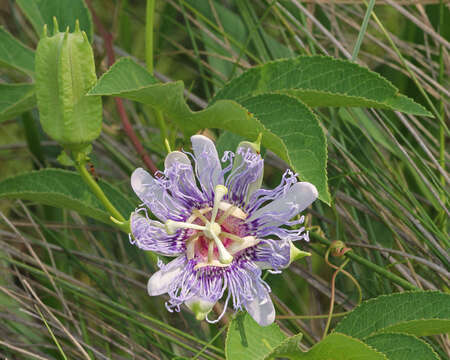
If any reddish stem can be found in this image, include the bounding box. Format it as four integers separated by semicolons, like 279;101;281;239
86;0;158;175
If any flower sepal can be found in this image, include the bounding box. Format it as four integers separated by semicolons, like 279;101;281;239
185;297;215;321
288;242;311;266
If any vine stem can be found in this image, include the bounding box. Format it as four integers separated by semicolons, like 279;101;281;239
322;248;351;339
86;0;159;175
145;0;155;74
310;232;420;291
146;0;168;150
276;312;348;320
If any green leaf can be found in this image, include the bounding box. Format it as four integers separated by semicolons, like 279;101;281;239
89;58;329;203
263;333;303;360
240;94;328;203
365;333;440;360
0;169;135;224
272;333;387;360
214;56;432;117
0;27;35;75
16;0;93;42
334;291;450;339
225;313;286;360
0;83;36;122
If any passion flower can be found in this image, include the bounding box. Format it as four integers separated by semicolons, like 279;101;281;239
130;135;317;326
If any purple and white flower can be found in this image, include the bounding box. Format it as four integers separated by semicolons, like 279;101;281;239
130;135;317;326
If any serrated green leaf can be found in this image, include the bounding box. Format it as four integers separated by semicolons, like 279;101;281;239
334;291;450;339
240;94;328;203
0;169;135;224
0;83;36;122
16;0;93;42
0;27;35;75
275;333;387;360
88;58;329;203
263;333;303;360
380;319;450;336
214;56;432;117
365;333;440;360
225;313;286;360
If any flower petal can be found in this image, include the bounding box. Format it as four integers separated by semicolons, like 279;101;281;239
251;239;291;270
226;142;263;207
164;151;206;206
244;287;275;326
147;256;186;296
131;167;186;221
248;182;318;227
130;212;185;256
191;135;223;198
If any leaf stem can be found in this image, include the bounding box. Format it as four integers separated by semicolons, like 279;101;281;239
74;152;127;231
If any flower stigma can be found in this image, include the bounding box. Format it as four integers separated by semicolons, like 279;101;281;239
164;184;254;266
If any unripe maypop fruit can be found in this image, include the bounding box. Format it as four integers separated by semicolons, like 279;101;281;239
35;18;102;151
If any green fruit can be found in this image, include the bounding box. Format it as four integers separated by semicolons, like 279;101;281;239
35;18;102;151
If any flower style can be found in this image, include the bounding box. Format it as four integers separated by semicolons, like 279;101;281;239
130;135;318;326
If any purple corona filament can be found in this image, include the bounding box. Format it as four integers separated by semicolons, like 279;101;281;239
130;135;318;326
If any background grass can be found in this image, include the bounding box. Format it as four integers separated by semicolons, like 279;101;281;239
0;0;448;358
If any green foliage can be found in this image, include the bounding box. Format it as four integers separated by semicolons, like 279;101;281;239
0;27;35;75
89;57;329;202
365;333;440;360
0;83;36;123
225;313;286;360
16;0;93;41
0;1;448;359
35;26;102;150
279;333;387;360
214;56;431;117
334;291;450;338
228;292;450;360
240;94;327;203
0;169;134;223
262;333;303;360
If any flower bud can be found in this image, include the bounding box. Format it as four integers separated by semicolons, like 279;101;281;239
35;18;102;152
